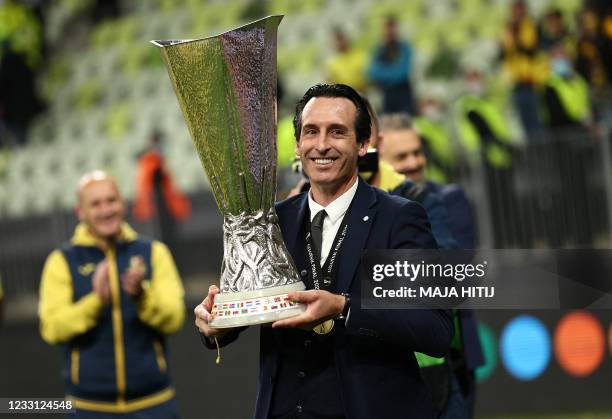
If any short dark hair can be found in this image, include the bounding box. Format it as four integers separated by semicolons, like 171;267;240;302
293;83;371;144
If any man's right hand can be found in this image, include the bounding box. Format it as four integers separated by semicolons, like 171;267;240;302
92;260;111;304
194;285;230;338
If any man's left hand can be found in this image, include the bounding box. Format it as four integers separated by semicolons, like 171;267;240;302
121;256;145;297
272;290;345;330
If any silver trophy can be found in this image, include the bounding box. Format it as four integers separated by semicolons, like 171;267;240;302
152;15;306;327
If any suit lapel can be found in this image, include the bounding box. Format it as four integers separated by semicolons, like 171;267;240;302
336;178;377;293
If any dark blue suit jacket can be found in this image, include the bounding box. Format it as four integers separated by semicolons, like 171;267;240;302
426;182;475;249
209;179;454;419
426;181;484;370
391;180;458;249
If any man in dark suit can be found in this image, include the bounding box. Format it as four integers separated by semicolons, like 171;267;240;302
195;84;453;419
378;115;484;418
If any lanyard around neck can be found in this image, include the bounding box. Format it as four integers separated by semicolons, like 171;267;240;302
304;206;352;291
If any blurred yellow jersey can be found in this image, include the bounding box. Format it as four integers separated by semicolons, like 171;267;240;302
326;49;368;92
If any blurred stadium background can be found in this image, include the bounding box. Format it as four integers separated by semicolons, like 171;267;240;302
1;0;612;417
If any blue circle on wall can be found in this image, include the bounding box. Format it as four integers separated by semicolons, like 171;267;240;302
500;315;551;381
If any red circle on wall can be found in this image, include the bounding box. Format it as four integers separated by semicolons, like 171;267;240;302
554;311;605;378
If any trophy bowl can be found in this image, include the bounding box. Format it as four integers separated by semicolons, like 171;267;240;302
152;15;306;327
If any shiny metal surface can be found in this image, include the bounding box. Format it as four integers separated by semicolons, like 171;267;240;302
221;209;300;292
152;16;281;215
153;16;303;297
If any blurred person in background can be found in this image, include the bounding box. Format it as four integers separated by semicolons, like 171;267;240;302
133;131;191;253
326;28;368;93
0;0;45;147
543;43;591;131
364;104;456;250
39;170;185;418
575;6;610;121
455;65;523;248
377;113;484;419
379;113;477;249
576;7;608;86
499;0;547;140
413;83;458;184
539;8;573;52
597;5;612;90
542;42;595;247
367;15;415;114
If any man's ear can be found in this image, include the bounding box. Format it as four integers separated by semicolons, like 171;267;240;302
358;139;370;157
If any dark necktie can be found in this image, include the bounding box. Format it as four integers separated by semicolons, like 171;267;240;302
311;209;327;265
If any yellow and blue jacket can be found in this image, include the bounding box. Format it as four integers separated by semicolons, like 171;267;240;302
38;223;185;413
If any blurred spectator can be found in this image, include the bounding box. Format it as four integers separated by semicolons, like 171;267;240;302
542;42;594;247
133;131;191;253
414;83;457;184
539;8;573;52
39;170;185;417
0;0;45;147
598;6;612;87
367;15;415;114
575;7;608;90
543;43;591;130
379;111;477;249
455;67;523;247
425;38;460;79
499;0;547;140
325;29;368;92
378;113;484;418
373;112;457;250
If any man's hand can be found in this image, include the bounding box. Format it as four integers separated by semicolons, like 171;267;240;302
194;285;232;338
121;256;146;297
92;260;111;304
272;290;345;330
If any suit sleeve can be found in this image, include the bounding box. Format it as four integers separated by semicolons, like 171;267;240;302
344;201;454;358
422;192;457;250
136;241;186;334
39;250;105;344
444;188;476;249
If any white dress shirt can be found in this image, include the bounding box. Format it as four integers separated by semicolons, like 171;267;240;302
308;177;358;266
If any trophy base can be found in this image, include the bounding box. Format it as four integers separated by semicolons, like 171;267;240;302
209;282;307;328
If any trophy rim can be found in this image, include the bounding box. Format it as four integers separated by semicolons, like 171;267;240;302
210;282;307;328
210;304;306;328
150;14;284;48
214;282;305;303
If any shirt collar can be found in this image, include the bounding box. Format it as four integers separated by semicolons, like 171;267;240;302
308;177;359;224
71;222;138;248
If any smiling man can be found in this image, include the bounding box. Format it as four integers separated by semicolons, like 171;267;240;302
39;170;185;418
378;118;427;183
196;84;453;419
